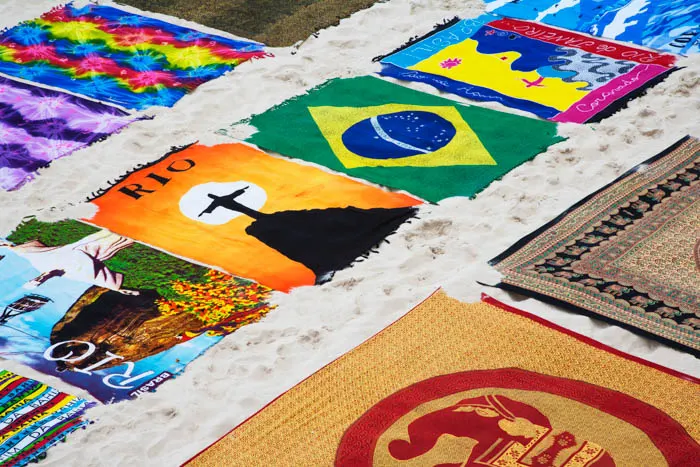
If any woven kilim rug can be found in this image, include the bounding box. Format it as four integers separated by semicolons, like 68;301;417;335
230;76;564;203
83;143;420;292
377;15;677;123
185;291;700;466
491;136;700;355
0;76;136;191
0;369;92;466
0;3;267;110
484;0;700;55
116;0;378;47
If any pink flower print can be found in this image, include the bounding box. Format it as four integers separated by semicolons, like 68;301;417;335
67;111;132;134
25;138;83;161
16;44;57;62
440;58;462;69
17;95;70;120
0;122;32;143
0;166;34;191
41;7;71;23
0;83;32;104
129;70;174;89
115;31;151;46
77;55;116;75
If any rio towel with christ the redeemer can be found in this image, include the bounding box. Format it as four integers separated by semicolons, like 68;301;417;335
83;143;421;292
378;15;677;124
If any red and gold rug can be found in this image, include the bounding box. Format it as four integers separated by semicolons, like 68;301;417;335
185;291;700;466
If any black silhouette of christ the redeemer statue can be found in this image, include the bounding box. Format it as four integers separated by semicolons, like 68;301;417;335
199;186;263;219
197;187;417;284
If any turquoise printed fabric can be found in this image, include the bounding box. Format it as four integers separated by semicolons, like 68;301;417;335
484;0;700;54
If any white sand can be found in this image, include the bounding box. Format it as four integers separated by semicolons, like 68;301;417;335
0;0;698;465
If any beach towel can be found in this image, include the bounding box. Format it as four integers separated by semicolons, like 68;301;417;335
0;3;267;110
491;136;700;355
185;291;700;466
82;143;420;292
0;219;274;403
378;15;677;123
485;0;700;55
0;76;136;191
226;76;563;203
0;369;91;467
116;0;378;47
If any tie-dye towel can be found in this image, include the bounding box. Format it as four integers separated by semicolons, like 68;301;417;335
485;0;700;55
378;15;677;123
0;3;268;110
0;369;91;466
0;219;274;403
0;76;136;191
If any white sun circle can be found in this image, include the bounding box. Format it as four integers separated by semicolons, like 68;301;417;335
179;181;267;225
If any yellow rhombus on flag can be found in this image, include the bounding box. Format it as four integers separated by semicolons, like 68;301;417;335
308;104;497;168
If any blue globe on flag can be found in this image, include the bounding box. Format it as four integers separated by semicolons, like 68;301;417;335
341;111;457;159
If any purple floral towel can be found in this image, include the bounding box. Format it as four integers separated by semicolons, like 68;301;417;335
0;76;135;191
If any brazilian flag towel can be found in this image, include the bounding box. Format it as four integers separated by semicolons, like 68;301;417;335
222;76;564;202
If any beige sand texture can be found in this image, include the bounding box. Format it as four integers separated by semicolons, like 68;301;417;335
0;0;698;465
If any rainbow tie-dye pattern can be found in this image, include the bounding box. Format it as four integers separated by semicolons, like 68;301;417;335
0;4;268;110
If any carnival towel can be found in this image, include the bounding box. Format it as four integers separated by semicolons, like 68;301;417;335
0;369;91;466
185;291;700;466
378;15;677;123
115;0;378;47
82;143;421;292
484;0;700;55
224;76;563;203
0;219;273;403
0;76;136;191
491;136;700;355
0;3;268;110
